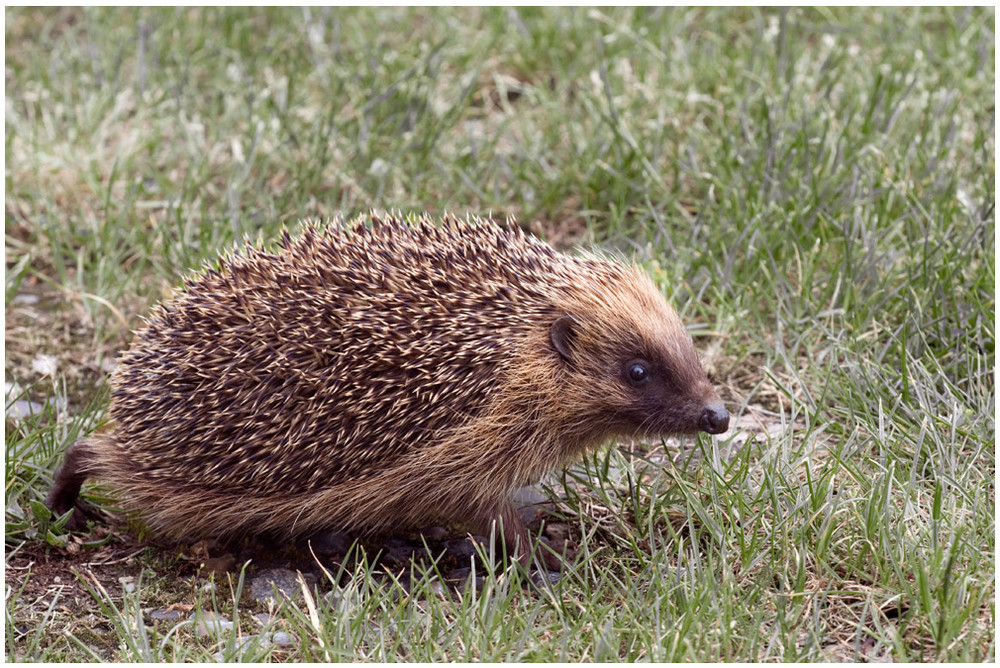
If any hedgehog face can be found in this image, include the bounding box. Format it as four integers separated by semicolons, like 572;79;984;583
549;292;729;438
612;348;729;436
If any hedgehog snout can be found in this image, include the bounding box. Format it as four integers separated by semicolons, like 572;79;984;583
699;401;730;434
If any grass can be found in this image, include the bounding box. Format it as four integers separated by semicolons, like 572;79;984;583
5;6;994;662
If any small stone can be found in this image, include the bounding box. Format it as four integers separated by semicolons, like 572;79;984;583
199;554;236;576
519;505;550;528
543;523;571;542
30;354;58;377
253;613;273;627
191;610;233;638
150;608;185;621
367;158;390;178
512;487;548;505
513;487;557;528
446;567;485;595
249;568;316;603
442;537;481;562
421;526;449;542
303;531;352;556
380;538;422;565
238;634;270;651
427;579;449;599
324;589;345;609
269;631;295;647
5;399;45;419
384;572;412;597
530;569;563;587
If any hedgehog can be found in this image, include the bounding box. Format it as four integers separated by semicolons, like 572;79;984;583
46;212;729;570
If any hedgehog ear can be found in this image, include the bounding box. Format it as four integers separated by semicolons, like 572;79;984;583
550;314;579;362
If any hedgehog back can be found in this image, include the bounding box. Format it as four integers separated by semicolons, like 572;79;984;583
110;216;585;495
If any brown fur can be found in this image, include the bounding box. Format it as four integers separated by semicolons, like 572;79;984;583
47;213;727;568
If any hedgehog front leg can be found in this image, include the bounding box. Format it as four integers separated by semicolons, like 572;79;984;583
471;498;564;571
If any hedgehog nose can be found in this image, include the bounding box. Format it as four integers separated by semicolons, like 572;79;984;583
699;402;729;434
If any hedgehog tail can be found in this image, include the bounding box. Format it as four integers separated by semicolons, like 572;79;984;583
45;435;105;528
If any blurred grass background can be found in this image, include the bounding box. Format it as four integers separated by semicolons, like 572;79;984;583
5;7;995;661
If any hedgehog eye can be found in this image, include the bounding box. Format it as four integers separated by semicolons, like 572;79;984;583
626;361;650;386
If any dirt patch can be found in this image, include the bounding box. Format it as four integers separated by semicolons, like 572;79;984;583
8;532;149;612
6;530;160;660
5;498;568;621
5;276;134;408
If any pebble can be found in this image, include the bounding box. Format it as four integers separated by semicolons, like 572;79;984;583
210;628;298;661
530;569;564;588
5;398;45;419
380;538;422;565
543;523;571;542
513;487;556;528
324;589;345;609
421;526;449;541
446;567;485;595
11;293;39;306
442;537;483;562
268;631;295;647
199;554;236;576
191;610;233;638
511;487;549;505
149;608;185;621
30;354;58;377
517;504;546;528
427;579;448;599
249;568;317;603
302;531;352;556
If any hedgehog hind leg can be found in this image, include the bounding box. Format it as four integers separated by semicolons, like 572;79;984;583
45;438;101;530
